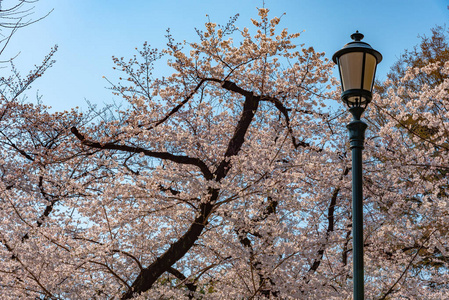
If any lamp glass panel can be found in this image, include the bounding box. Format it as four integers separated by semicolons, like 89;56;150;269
362;53;377;91
347;95;368;105
339;52;363;91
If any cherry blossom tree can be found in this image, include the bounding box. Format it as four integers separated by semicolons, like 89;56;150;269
361;26;449;299
0;7;448;299
69;9;344;298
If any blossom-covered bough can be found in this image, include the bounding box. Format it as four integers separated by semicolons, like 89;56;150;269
0;7;448;300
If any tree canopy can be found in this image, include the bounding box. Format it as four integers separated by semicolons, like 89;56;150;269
0;7;448;299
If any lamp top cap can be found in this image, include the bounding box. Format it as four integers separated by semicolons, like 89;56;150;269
351;31;364;41
332;31;383;64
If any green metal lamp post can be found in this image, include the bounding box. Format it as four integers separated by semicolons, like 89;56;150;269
332;32;382;300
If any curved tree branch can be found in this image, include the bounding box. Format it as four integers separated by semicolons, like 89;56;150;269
168;267;197;298
121;200;215;299
308;166;349;274
260;95;314;149
71;126;213;180
149;78;206;130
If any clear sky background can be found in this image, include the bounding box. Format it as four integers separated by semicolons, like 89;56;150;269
2;0;449;112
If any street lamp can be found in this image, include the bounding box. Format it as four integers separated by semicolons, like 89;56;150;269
332;31;382;300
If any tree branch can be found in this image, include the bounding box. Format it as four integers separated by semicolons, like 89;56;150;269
260;95;313;149
71;126;213;180
214;84;259;181
149;78;206;129
379;232;435;300
121;200;215;299
308;166;349;274
167;267;197;297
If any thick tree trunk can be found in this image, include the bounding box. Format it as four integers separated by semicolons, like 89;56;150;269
121;200;214;299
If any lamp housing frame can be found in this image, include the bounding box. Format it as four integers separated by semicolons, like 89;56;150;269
332;31;382;109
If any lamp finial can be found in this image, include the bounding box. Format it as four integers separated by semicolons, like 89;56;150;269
351;31;364;41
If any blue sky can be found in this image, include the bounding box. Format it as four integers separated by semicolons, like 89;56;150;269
3;0;448;112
